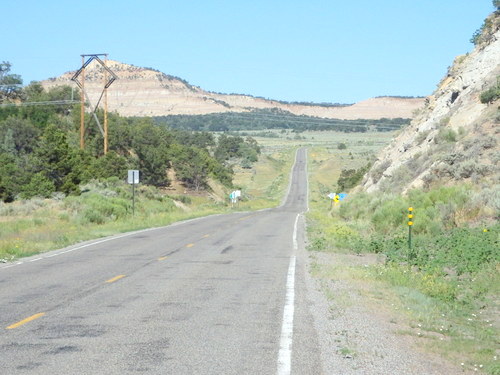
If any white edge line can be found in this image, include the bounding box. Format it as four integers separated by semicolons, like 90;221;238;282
293;214;299;251
0;213;244;270
305;149;310;213
277;214;300;374
277;255;296;375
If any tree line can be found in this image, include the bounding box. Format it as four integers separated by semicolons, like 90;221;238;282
154;109;410;133
0;63;260;202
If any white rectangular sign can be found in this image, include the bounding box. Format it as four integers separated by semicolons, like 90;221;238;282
128;170;139;184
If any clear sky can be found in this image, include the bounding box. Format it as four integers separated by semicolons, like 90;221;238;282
4;1;495;104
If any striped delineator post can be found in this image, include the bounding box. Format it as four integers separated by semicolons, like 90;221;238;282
408;207;414;263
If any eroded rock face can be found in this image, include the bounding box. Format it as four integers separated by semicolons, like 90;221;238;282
41;60;423;119
360;26;500;194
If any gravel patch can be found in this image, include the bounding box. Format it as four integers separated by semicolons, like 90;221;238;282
300;249;475;375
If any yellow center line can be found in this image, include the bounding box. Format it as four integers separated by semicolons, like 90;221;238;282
239;213;257;222
158;256;168;261
106;274;126;283
6;312;45;330
186;243;194;248
203;234;210;238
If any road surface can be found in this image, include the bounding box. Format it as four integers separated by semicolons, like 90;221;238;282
0;148;321;374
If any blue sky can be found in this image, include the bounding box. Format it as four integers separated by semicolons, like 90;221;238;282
4;1;494;103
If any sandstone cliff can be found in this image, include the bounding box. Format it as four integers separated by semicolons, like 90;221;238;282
42;60;423;120
360;13;499;195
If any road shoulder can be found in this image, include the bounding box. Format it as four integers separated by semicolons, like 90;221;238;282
301;248;475;375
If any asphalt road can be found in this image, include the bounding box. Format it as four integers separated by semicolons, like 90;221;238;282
0;147;322;374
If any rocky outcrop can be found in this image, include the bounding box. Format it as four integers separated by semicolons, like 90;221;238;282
41;60;424;119
360;17;500;194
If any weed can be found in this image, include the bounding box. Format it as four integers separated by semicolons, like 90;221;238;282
435;128;458;143
338;347;357;358
416;130;431;145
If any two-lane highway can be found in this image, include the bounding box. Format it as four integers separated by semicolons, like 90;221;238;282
0;148;321;374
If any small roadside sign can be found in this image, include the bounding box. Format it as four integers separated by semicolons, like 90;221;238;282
128;170;139;184
128;170;140;216
230;190;241;206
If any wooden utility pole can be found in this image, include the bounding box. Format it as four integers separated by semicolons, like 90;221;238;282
104;54;108;154
71;54;117;154
80;55;85;149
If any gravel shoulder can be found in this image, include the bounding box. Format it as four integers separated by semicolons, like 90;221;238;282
298;245;476;375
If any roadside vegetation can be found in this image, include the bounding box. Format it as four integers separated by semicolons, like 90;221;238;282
0;62;262;202
307;147;499;375
0;144;296;261
0;62;295;261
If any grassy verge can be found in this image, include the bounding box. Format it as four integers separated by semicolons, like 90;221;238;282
233;146;297;210
306;147;499;375
0;181;225;260
0;145;296;261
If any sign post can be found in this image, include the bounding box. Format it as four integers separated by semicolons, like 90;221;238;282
407;207;414;263
327;192;336;208
327;192;346;208
128;170;140;216
229;190;242;207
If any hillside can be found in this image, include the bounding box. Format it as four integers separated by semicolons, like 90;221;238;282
41;60;424;119
360;12;500;195
306;11;499;374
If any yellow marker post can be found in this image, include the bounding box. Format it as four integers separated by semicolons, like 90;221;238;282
407;207;414;263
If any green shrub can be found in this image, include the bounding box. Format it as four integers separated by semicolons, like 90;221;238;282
81;209;106;224
69;193;129;224
330;185;498;270
419;226;499;275
371;197;408;233
308;235;328;251
480;86;500;104
19;172;55;199
337;163;371;191
470;18;494;46
435;128;458;143
454;160;492;179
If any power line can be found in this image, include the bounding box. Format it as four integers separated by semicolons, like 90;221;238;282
0;100;79;107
